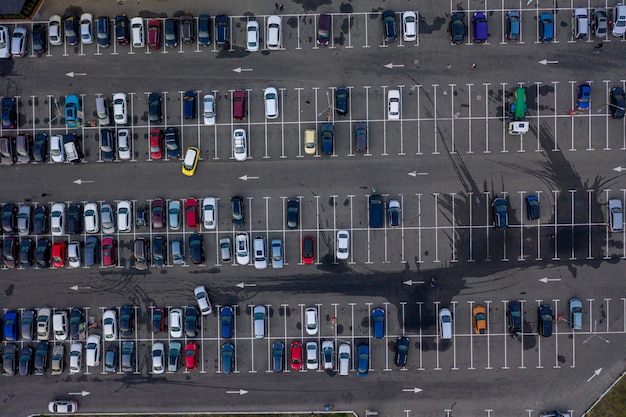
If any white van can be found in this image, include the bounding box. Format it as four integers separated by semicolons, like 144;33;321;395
439;308;453;340
338;343;350;376
253;305;265;338
95;97;110;125
53;311;68;341
253;235;267;269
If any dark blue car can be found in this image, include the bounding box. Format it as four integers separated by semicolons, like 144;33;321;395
215;15;229;47
525;195;540;220
538;305;553;337
357;344;369;376
372;308;385;339
2;97;16;129
492;198;508;230
539;13;554;42
198;14;211;46
3;310;18;341
220;306;233;338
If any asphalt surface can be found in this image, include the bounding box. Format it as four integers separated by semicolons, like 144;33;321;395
1;0;626;416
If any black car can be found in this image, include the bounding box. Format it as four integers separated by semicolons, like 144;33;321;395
272;341;284;373
0;136;15;165
35;238;51;268
185;306;198;337
198;14;211;45
97;16;110;48
335;87;349;115
19;238;34;268
135;205;147;227
34;341;48;375
354;122;367;153
69;308;83;339
3;343;18;376
33;205;49;235
152;308;164;333
32;132;48;163
32;24;46;54
382;10;398;43
287;199;299;229
63;14;79;46
18;346;33;376
231;196;245;228
148;93;162;123
2;97;16;129
395;336;409;367
84;236;100;267
180;14;195;44
189;233;204;264
119;305;134;337
115;15;129;44
610;87;626;119
15;134;31;164
153;236;166;267
100;129;115;162
66;204;82;235
1;203;17;233
164;18;178;48
450;13;466;44
3;237;18;268
183;91;196;119
538;304;553;337
165;127;180;158
215;14;229;47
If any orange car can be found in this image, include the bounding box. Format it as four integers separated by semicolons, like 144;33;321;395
472;305;487;334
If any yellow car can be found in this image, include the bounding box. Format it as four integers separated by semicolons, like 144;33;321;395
304;128;316;155
472;305;487;334
182;147;199;176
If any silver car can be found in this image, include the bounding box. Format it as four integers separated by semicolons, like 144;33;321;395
608;199;623;231
100;203;115;234
271;238;283;269
220;237;232;263
168;200;181;230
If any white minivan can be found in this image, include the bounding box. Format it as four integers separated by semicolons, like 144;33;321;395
439;308;453;340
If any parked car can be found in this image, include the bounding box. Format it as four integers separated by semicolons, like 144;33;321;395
336;230;349;260
185;306;198;338
97;16;110;47
302;235;315;264
103;309;117;340
130;17;144;48
180;14;195;44
395;337;409;367
402;11;417;41
592;8;608;38
472;12;488;42
215;14;229;47
338;343;350;375
357;344;369;376
354;122;367;153
271;238;283;269
569;297;583;330
610;87;626;119
152;342;164;374
335;87;348;115
539;13;554;42
236;232;250;265
290;341;303;370
2;97;16;129
246;20;259;52
48;15;63;46
168;341;181;372
613;3;626;37
147;19;161;50
220;237;232;263
101;236;116;267
165;127;179;158
382;10;397;42
450;13;465;44
152;308;165;333
525;195;540;220
317;13;331;45
64;94;80;128
150;129;163;159
608;198;623;231
287;198;299;229
266;15;282;49
305;341;318;370
115;14;129;44
305;307;318;335
189;233;204;264
80;13;93;44
231;196;245;227
85;334;101;367
492;198;508;230
233;129;247;161
322;340;334;370
64;13;79;45
148;92;162;123
202;197;217;230
220;306;233;338
272;341;285;373
169;309;183;338
184;342;198;371
472;305;487;334
164;18;177;47
221;343;234;373
202;94;216;125
33;132;48;162
372;308;385;338
113;93;128;124
577;83;591;111
48;401;78;414
388;89;400;120
32;24;46;54
538;304;553;337
194;285;212;315
388;199;401;226
198;14;211;46
505;11;520;41
182;147;199;176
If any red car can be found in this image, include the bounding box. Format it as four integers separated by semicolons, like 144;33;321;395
151;198;165;231
290;341;303;370
185;198;199;229
149;129;163;159
184;342;198;370
102;236;116;267
147;19;161;50
302;236;315;264
51;242;66;268
232;90;246;121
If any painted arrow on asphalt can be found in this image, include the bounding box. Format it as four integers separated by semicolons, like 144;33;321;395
403;280;425;286
384;63;405;69
233;67;253;73
408;171;428;177
236;282;257;289
70;285;92;291
239;175;259;181
73;179;95;185
65;72;87;77
587;368;602;382
226;389;248;395
68;391;90;397
539;277;561;283
402;387;423;393
613;166;625;173
538;59;558;65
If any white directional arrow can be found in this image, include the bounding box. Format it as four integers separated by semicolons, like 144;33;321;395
407;171;428;177
384;63;405;69
68;391;90;397
402;387;423;393
70;285;92;291
226;389;248;395
538;59;558;65
587;368;602;382
233;67;253;73
403;279;424;286
73;179;95;185
613;166;625;173
65;72;87;78
539;277;561;283
239;175;259;181
236;282;257;289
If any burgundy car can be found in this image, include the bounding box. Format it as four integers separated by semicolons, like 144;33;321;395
102;236;116;267
149;129;163;160
151;198;166;231
147;19;161;50
185;198;199;229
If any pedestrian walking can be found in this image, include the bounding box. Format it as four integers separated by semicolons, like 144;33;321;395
278;3;284;12
471;63;477;69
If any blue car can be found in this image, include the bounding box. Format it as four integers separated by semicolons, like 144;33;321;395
525;195;540;220
4;310;18;341
506;11;520;41
472;12;488;42
221;342;234;374
2;97;16;129
357;344;369;376
64;94;81;128
492;198;508;230
220;306;233;338
372;308;385;339
577;83;591;111
539;13;554;42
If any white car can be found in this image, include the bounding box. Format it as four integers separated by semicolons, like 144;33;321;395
100;203;115;233
202;94;216;125
69;342;82;374
402;11;417;41
50;203;65;236
267;15;282;49
50;135;65;162
388;89;400;120
85;334;101;367
168;200;180;230
48;15;63;46
233;128;247;161
103;309;117;341
305;307;318;335
152;342;165;374
253;235;267;269
202;197;217;229
609;198;623;231
264;87;279;119
11;27;27;57
613;3;626;37
117;129;131;160
68;241;81;268
322;340;334;370
80;13;93;44
305;341;318;370
117;200;132;232
246;20;259;52
236;232;250;265
338;343;350;376
83;203;99;233
169;308;183;338
113;93;128;124
48;400;78;414
194;285;213;315
131;17;144;48
336;229;350;260
0;26;10;59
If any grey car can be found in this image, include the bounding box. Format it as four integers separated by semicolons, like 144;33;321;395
104;345;118;373
171;239;185;265
354;122;367;153
152;236;166;267
569;297;583;330
21;310;35;341
271;238;283;269
219;237;232;263
121;341;135;372
17;205;31;235
185;306;198;338
133;237;149;270
168;341;181;372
